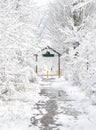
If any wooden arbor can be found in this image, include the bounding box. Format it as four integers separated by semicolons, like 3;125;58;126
34;46;61;78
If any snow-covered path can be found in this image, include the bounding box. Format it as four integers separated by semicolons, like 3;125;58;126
30;78;96;130
0;78;96;130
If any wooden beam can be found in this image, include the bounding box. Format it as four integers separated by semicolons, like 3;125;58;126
58;55;61;78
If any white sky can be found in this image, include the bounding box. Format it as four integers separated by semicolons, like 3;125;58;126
34;0;51;6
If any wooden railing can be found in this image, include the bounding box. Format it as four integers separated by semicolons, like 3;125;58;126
37;70;62;78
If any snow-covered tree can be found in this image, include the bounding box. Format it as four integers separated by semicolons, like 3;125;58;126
48;0;96;102
0;0;41;96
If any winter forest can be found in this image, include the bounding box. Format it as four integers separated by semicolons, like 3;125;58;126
0;0;96;130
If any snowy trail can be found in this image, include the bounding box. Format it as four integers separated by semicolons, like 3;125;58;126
0;78;96;130
30;78;96;130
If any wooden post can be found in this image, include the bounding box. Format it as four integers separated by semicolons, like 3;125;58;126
47;71;49;78
58;55;60;78
35;54;38;74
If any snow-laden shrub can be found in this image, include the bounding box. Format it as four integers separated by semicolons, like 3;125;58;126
82;72;96;105
0;65;39;97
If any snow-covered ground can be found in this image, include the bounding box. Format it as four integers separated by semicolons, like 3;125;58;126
51;78;96;130
0;84;47;130
0;78;96;130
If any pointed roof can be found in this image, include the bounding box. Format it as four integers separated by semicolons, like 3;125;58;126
40;46;61;56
